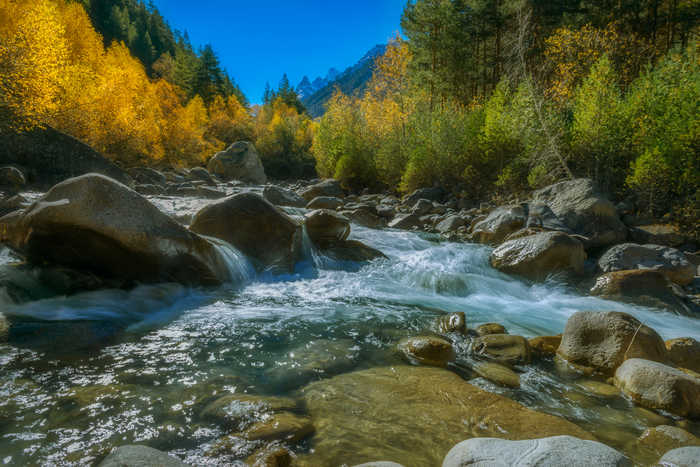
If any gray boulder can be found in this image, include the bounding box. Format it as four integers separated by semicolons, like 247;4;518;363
471;204;528;244
99;445;190;467
557;310;667;375
614;359;700;419
405;187;443;206
490;231;585;280
307;196;344;210
315;178;345;199
263;185;307;208
442;436;631;467
196;185;226;199
188;166;216;186
0;166;26;195
598;243;697;286
412;199;433;215
207;141;267;185
352;463;405;467
656;447;700;467
629;224;687;248
436;215;466;232
532;178;627;249
388;213;422;230
305;210;350;248
190;193;301;273
376;204;397;219
126;167;166;186
135;184;167;196
0;174;227;286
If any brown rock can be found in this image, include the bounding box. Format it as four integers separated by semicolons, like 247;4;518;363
436;312;467;334
635;425;700;458
471;334;531;365
530;335;562;357
476;323;507;336
207;141;267;184
469;359;521;387
396;336;455;366
666;337;700;374
241;413;315;443
249;447;293;467
190;192;302;273
557;311;667;376
598;243;697;286
306;196;343;210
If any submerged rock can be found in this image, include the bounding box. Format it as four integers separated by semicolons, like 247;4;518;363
590;270;691;315
190;192;302;273
634;425;700;458
207;141;267;185
295;365;593;467
557;310;667;376
0;174;226;286
442;436;631;467
490;231;585;281
614;359;700;419
468;359;521;387
532;178;627;250
247;446;293;467
396;336;455;366
98;445;190;467
240;412;315;443
598;243;697;286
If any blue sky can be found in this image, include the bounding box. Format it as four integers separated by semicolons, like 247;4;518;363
151;0;407;104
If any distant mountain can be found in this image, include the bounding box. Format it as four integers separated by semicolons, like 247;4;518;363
299;44;387;118
295;68;340;100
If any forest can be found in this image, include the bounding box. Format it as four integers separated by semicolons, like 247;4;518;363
315;0;700;221
0;0;316;179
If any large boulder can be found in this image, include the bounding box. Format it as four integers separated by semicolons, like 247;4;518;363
629;224;687;248
532;178;627;249
126;167;166;187
315;178;345;199
207;141;267;185
0;166;26;195
598;243;697;286
442;436;631;467
490;231;585;280
666;337;700;374
99;445;190;467
294;365;594;467
471;204;528;244
614;359;700;419
304;210;350;248
0;125;133;188
188;166;216;186
307;196;343;210
634;425;700;458
388;213;422;230
557;310;667;375
590;270;691;315
0;174;226;286
655;447;700;467
319;240;386;262
396;336;455;366
190;193;301;273
404;187;443;206
263;185;307;208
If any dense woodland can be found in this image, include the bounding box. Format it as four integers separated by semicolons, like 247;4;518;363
315;0;700;222
0;0;315;179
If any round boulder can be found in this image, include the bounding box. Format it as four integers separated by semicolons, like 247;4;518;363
207;141;267;185
0;174;226;286
490;231;585;281
666;337;700;374
396;336;455;366
304;210;350;248
442;436;631;467
614;359;700;419
598;243;697;286
471;204;528;245
471;334;531;365
557;310;667;375
188;166;216;186
388;213;422;230
189;193;302;273
263;185;307;208
475;323;507;336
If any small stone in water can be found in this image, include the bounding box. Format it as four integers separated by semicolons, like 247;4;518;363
475;323;507;336
436;312;467;334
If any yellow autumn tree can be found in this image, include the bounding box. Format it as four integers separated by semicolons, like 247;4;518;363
207;94;253;146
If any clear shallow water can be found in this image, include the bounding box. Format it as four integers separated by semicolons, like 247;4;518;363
1;206;700;466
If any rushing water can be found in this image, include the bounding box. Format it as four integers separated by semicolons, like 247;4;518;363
0;196;699;466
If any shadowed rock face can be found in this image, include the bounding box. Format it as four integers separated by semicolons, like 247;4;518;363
598;243;697;286
207;141;267;185
294;365;594;467
0;125;133;189
0;174;226;286
98;445;191;467
189;192;302;273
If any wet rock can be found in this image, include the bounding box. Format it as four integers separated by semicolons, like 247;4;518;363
436;312;466;334
471;335;531;365
471;204;528;244
98;445;190;467
630;224;687;248
167;183;198;197
655;446;700;466
196;185;226;199
436;215;466;232
475;323;506;336
241;413;315;442
532;178;627;250
188;166;216;186
0;315;125;351
614;359;700;419
443;436;631;467
200;395;299;432
634;425;700;458
396;336;455;366
666;338;700;374
305;209;350;248
388;213;422;230
411;199;433;215
590;270;691;315
490;231;585;281
2;193;30;209
351;463;405;467
343;209;382;229
404;187;443;206
24;263;127;296
376;204;397;219
530;335;562;357
307;196;343;210
163;171;187;183
135;183;167;196
0;174;226;286
263;185;307;208
598;243;697;286
126;167;166;186
0;166;26;195
320;240;386;262
0;124;134;189
190;192;302;273
298;185;327;202
207;141;267;185
296;365;594;467
557;311;667;376
248;446;293;467
469;359;521;387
